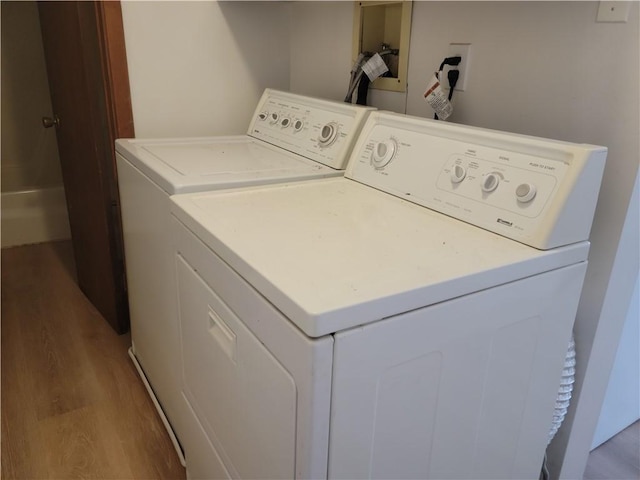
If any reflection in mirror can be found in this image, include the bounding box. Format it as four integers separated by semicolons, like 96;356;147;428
352;1;412;93
360;3;401;78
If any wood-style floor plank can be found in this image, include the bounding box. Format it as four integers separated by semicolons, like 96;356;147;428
1;286;49;480
1;241;185;479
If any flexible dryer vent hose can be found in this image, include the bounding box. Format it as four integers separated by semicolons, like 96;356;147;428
548;334;576;444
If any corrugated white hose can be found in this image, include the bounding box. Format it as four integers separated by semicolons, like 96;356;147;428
540;334;576;480
548;334;576;444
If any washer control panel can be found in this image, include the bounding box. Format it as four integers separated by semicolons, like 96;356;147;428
347;112;607;249
248;90;374;170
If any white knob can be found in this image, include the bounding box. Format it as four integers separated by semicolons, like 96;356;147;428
318;122;338;147
516;183;537;203
258;111;268;121
481;173;500;193
293;119;304;132
450;164;467;183
280;117;291;128
371;139;397;169
269;112;279;124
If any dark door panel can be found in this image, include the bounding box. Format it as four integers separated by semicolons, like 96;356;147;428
38;1;133;333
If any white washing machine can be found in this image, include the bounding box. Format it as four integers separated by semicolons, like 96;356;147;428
116;89;374;462
171;111;607;479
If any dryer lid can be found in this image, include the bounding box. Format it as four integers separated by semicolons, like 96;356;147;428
171;177;589;338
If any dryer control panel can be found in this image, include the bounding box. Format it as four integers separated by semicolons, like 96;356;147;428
347;112;607;249
434;153;563;220
248;90;374;170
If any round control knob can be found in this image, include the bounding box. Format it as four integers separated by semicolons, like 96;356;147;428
293;119;304;132
516;183;537;203
371;139;397;169
481;173;500;193
269;112;279;124
318;122;339;147
280;117;291;128
258;111;268;121
450;164;467;183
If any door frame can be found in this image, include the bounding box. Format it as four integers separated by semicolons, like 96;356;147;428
95;1;134;140
94;0;135;333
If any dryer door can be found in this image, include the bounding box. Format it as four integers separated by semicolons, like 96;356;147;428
177;254;296;479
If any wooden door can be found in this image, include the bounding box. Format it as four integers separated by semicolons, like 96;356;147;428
38;1;133;334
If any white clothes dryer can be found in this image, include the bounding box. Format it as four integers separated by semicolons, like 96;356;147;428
116;89;374;463
170;111;606;479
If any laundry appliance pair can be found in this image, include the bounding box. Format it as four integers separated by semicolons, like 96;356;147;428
118;91;606;479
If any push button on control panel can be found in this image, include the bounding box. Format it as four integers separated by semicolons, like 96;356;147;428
516;183;537;203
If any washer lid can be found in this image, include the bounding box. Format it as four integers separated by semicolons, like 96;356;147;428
171;177;589;338
115;136;338;194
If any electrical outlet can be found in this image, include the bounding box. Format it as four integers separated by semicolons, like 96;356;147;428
448;43;471;92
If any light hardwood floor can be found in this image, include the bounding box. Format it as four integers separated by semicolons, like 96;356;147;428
1;241;185;479
584;420;639;480
1;241;638;479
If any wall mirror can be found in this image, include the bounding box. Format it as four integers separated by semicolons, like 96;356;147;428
352;1;412;93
